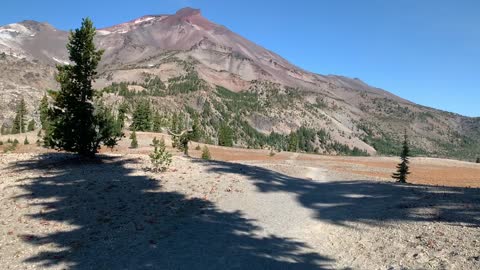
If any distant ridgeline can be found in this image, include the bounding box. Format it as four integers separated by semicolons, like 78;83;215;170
94;70;480;160
99;74;369;156
2;66;479;161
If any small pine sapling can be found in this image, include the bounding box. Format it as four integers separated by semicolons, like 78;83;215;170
130;130;138;149
149;137;172;172
201;146;211;160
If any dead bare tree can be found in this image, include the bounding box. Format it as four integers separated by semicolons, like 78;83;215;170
168;128;193;156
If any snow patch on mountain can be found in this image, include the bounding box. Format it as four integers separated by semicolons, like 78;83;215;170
97;30;112;36
133;16;155;25
99;16;163;35
52;57;69;65
1;23;33;36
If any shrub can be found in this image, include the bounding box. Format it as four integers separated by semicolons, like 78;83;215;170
24;137;29;145
149;137;172;172
476;157;480;164
27;120;35;132
269;149;276;157
12;139;19;146
130;130;138;149
3;142;17;153
195;144;201;150
201;146;211;160
0;141;3;145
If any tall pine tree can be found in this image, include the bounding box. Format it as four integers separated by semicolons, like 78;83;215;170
392;130;411;183
39;94;49;130
11;98;27;134
45;18;121;156
131;100;152;131
0;123;9;135
218;123;233;147
117;102;128;130
288;132;298;152
152;110;163;132
27;120;35;131
190;116;202;142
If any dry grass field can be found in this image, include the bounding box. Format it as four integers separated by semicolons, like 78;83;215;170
2;130;480;188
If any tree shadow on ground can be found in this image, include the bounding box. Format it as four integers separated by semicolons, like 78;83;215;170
10;153;332;269
196;160;480;227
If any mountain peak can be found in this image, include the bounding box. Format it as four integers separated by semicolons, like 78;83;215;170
17;20;53;31
175;7;202;18
166;7;218;31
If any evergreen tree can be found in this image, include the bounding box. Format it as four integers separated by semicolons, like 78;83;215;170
19;98;28;133
11;98;27;134
96;103;124;151
288;132;298;152
24;137;29;145
27;119;35;132
0;123;9;135
115;101;129;133
190;116;202;142
218;124;233;147
179;133;191;155
149;137;172;172
36;130;42;146
170;112;181;133
45;18;121;156
392;131;411;183
39;94;49;129
131;100;152;131
130;130;138;148
152;110;163;132
201;145;211;160
476;157;480;164
11;114;20;134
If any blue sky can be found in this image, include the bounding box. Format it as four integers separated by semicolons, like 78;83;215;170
1;0;479;117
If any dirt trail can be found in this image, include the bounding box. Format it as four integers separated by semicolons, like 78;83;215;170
305;167;328;182
210;158;480;270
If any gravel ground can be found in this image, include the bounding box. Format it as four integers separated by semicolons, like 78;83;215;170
0;152;479;269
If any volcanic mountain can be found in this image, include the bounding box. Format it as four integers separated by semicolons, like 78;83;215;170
0;7;479;159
